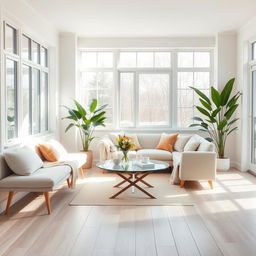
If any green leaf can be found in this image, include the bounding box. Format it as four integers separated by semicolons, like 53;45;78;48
189;124;201;127
199;99;212;111
199;129;208;132
217;119;227;130
94;104;108;114
224;104;238;120
211;87;221;107
196;106;211;117
7;116;15;122
65;123;74;133
220;78;235;106
227;92;241;108
91;111;106;122
73;99;86;116
227;127;238;135
90;99;98;112
192;116;203;122
62;115;77;121
212;107;221;117
205;137;213;142
190;87;211;105
201;122;209;129
228;118;239;127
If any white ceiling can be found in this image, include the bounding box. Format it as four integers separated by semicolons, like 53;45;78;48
25;0;256;37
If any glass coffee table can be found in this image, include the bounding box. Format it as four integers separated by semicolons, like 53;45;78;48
96;160;169;199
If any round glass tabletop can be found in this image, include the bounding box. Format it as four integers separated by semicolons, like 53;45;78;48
96;159;169;173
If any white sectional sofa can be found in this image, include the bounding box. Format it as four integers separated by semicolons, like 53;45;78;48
98;133;216;188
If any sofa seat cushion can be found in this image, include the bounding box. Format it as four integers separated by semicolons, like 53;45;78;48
0;165;71;190
137;149;172;161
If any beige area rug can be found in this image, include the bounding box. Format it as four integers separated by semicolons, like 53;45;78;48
70;168;194;206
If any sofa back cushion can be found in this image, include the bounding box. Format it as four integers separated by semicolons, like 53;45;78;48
174;135;192;152
137;134;161;149
4;146;43;176
184;136;201;151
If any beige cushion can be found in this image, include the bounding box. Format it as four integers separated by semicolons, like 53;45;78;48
197;140;214;152
137;149;172;161
174;135;191;152
0;165;71;190
4;146;43;176
184;136;201;151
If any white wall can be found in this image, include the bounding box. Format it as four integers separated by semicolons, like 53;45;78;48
59;33;78;152
216;33;238;168
236;16;256;171
0;0;59;212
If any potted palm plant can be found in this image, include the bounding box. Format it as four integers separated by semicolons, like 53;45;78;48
190;78;241;171
62;99;107;168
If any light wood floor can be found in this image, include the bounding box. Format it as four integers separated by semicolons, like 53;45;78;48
0;169;256;256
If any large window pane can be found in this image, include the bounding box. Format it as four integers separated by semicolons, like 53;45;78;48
41;72;48;132
81;71;113;125
41;47;48;67
139;74;169;126
5;24;17;54
32;41;40;64
178;90;193;107
154;52;171;67
137;52;154;67
178;52;193;68
177;108;193;127
32;69;40;134
22;35;31;60
120;73;134;127
194;72;210;89
97;52;113;67
81;52;97;68
22;65;31;135
178;72;193;88
6;59;17;140
194;52;210;67
119;52;136;67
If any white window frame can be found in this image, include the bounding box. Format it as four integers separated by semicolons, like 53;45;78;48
78;48;214;130
2;20;50;144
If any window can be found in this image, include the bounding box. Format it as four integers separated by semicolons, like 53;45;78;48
80;52;114;125
22;35;31;60
6;59;18;140
177;52;211;127
252;42;256;61
79;49;213;129
5;24;18;54
3;21;49;142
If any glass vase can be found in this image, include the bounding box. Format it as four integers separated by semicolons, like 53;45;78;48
122;150;129;162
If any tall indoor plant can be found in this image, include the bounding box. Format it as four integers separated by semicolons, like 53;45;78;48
190;78;241;171
62;99;107;168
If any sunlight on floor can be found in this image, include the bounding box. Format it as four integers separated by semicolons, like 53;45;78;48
76;176;117;185
228;185;256;193
217;173;243;180
235;198;256;210
202;200;239;213
165;193;189;198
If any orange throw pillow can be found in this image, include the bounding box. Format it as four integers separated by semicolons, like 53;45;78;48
156;133;178;152
38;144;58;162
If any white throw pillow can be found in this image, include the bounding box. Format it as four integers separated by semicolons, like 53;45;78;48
184;137;201;151
197;140;214;152
4;146;43;176
174;135;191;152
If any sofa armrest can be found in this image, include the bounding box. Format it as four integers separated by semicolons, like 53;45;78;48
98;137;115;161
179;152;216;181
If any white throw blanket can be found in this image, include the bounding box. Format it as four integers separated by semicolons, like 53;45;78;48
43;160;78;188
170;152;182;185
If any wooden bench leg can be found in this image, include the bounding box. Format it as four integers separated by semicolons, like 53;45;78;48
66;178;71;188
180;180;185;188
79;167;85;179
5;191;14;215
208;180;214;189
44;192;51;215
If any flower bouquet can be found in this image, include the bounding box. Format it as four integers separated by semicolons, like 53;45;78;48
115;135;135;162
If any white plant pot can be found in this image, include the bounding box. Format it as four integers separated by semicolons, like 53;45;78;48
217;158;230;172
